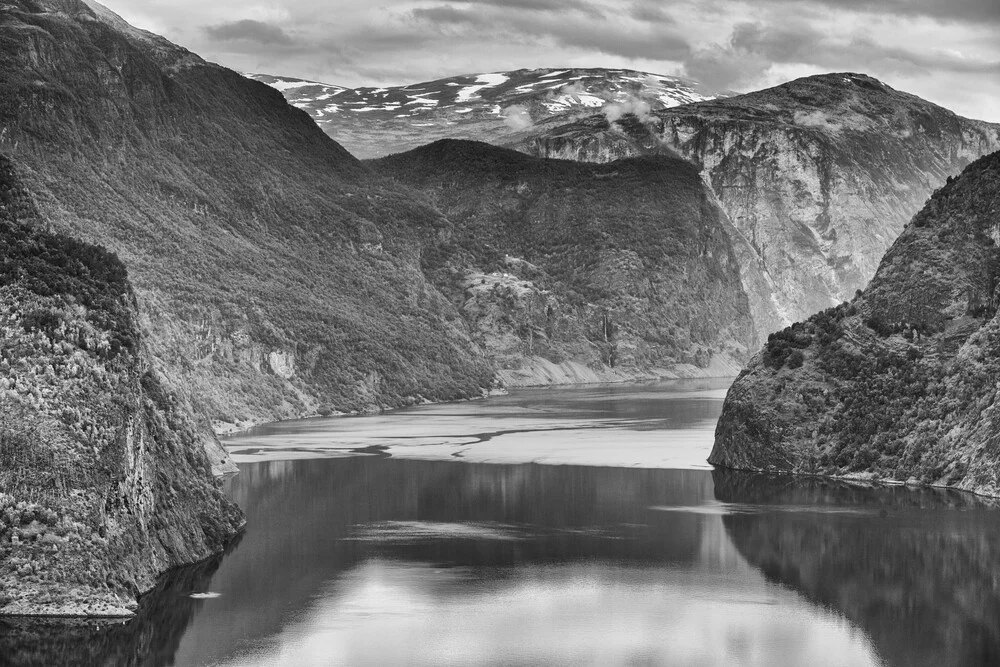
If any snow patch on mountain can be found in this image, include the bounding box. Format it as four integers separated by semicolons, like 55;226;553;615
243;68;728;158
456;73;510;103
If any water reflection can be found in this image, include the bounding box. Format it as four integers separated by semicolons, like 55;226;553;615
174;458;716;667
714;470;1000;667
0;542;236;667
5;378;1000;665
165;458;882;667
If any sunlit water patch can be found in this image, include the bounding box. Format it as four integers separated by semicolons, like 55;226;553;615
223;379;730;469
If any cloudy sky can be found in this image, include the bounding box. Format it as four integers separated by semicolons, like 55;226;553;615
102;0;999;121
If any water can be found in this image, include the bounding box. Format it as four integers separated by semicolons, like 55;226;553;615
224;379;731;469
4;380;1000;666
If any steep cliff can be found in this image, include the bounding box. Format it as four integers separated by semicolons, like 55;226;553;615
0;154;244;616
0;0;493;432
711;151;1000;496
372;140;755;383
518;74;1000;333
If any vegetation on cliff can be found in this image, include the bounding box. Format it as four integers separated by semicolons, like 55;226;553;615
711;150;1000;497
372;139;756;381
0;155;244;615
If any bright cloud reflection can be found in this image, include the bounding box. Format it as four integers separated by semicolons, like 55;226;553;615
219;559;882;667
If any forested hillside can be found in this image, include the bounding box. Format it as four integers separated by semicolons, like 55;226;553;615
712;150;1000;497
1;0;493;431
373;140;756;383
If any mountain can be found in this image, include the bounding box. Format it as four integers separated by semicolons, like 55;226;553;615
247;68;723;160
516;73;1000;336
1;0;496;433
372;140;756;382
711;150;1000;497
0;154;243;615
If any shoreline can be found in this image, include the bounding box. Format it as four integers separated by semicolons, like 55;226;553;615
0;520;248;619
214;361;743;438
709;462;1000;503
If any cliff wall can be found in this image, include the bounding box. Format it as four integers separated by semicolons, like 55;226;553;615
518;74;1000;336
711;151;1000;497
0;155;243;616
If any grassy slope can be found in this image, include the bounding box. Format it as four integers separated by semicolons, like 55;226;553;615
372;139;757;375
712;151;1000;496
0;1;493;428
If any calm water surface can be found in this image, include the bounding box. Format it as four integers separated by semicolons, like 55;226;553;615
4;380;1000;666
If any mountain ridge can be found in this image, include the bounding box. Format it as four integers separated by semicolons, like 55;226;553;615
518;72;1000;337
1;0;496;434
247;67;725;159
371;138;757;380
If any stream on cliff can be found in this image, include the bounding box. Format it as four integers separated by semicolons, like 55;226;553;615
4;379;1000;666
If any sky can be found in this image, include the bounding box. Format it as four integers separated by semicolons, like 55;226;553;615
100;0;999;122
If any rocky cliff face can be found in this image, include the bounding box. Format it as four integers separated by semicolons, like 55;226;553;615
0;0;494;431
711;150;1000;497
0;154;244;616
518;74;1000;335
372;140;756;383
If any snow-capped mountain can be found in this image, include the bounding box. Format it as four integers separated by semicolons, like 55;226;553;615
246;68;723;158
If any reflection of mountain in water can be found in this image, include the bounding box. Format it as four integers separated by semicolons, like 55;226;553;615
713;470;1000;667
0;543;236;667
172;458;716;665
24;459;990;665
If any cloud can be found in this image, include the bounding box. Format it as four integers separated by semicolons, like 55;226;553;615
792;109;841;132
411;6;478;24
446;0;605;18
603;96;652;123
683;20;1000;91
627;0;675;23
765;0;1000;25
99;0;1000;122
544;21;690;60
408;2;690;60
203;19;293;45
502;104;534;130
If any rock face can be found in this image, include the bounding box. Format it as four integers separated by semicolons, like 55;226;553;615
1;0;494;431
518;74;1000;332
372;140;756;383
0;155;244;616
711;151;1000;497
248;68;724;159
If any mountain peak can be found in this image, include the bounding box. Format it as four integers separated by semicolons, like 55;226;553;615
705;71;992;129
